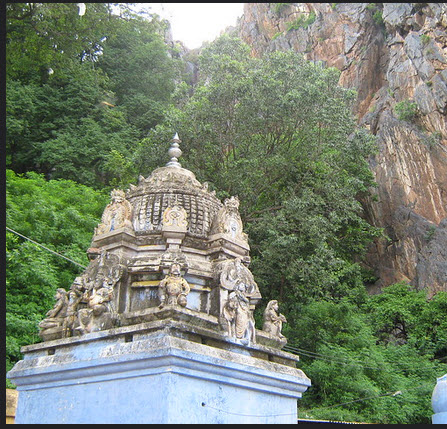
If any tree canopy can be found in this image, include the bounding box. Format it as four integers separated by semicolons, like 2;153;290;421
6;2;180;188
6;169;108;387
136;36;382;307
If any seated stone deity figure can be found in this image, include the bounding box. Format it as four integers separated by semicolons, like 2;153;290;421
95;189;133;235
38;288;69;339
75;278;114;335
158;263;190;308
262;300;287;340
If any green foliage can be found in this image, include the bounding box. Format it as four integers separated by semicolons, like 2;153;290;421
272;3;290;16
96;13;180;136
420;34;431;46
365;283;447;358
286;12;316;32
372;10;384;26
6;169;108;386
394;100;419;122
157;36;381;307
366;3;384;27
292;297;446;423
6;3;179;188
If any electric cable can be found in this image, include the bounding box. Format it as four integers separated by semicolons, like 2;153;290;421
283;343;444;372
6;226;87;269
200;402;297;418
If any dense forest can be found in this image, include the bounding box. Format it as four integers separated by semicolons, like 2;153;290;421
5;3;447;424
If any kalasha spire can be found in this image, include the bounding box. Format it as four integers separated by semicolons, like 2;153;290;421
166;133;182;168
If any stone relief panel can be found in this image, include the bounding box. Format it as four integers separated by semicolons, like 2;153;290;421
162;204;188;229
131;192;220;237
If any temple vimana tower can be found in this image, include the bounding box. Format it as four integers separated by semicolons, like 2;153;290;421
8;135;310;424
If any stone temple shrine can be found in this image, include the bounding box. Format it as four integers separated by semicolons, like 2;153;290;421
7;134;311;424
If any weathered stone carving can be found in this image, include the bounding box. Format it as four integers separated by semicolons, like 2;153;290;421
162;204;188;229
75;280;115;335
95;189;133;235
218;258;259;344
221;289;256;345
218;257;259;295
38;289;69;339
129;176;221;237
211;196;248;242
36;135;289;352
38;250;124;341
158;263;190;308
64;276;86;337
262;300;287;340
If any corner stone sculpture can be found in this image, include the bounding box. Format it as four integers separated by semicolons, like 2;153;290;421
263;300;287;341
95;188;132;235
38;134;288;348
38;249;124;341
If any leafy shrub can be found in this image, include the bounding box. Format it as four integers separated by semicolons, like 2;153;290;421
394;100;419;121
287;12;316;32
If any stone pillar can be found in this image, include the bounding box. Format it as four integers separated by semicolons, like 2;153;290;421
432;374;447;424
6;388;18;424
7;320;310;424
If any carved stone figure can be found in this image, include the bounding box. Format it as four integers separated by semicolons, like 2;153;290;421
218;258;259;344
95;189;133;235
38;249;124;340
218;257;260;298
262;300;287;340
211;196;248;242
38;288;69;339
158;263;190;308
75;281;114;335
221;288;256;345
63;276;88;337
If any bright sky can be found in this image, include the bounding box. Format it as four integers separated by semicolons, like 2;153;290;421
139;3;245;49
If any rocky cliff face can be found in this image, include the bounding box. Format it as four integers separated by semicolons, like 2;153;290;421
235;3;447;297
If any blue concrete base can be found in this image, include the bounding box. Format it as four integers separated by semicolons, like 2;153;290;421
433;411;447;424
8;321;311;424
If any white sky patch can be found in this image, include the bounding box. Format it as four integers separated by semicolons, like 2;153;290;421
139;3;245;49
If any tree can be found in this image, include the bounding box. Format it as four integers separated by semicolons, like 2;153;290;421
6;3;179;188
137;36;382;306
6;170;108;386
365;282;447;358
291;298;446;424
95;9;181;136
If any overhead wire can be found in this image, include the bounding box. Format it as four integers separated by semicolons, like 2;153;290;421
6;226;87;269
200;402;297;418
304;381;433;413
283;343;444;373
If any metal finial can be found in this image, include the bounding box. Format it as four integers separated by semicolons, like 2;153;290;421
166;133;182;168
